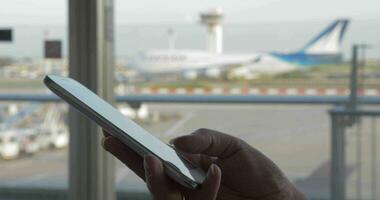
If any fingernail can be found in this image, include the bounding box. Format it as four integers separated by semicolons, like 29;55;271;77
208;164;217;176
144;155;153;178
143;156;150;171
101;137;109;150
169;138;175;144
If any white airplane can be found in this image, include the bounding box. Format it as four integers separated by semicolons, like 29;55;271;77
128;19;349;79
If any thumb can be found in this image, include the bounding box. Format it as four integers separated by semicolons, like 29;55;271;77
172;128;242;158
195;164;221;200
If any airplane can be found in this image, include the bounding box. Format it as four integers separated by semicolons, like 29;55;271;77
230;19;350;79
127;19;350;80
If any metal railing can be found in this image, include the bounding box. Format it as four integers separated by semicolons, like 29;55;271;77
0;93;380;105
330;107;380;200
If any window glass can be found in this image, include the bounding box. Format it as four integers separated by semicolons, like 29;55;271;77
114;1;380;199
0;0;68;198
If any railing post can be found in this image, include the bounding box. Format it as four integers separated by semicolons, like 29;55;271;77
348;44;359;111
330;111;346;200
68;0;115;200
371;117;378;199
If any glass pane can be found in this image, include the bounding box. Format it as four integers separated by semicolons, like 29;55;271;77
0;0;68;198
344;116;380;200
115;103;333;198
115;0;380;199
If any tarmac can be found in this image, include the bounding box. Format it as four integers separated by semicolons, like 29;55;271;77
0;104;378;199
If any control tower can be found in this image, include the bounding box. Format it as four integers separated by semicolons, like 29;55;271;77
200;8;224;54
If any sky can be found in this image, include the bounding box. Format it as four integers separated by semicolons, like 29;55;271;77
0;0;379;25
0;0;379;59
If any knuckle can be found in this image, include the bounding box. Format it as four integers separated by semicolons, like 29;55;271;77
193;128;210;135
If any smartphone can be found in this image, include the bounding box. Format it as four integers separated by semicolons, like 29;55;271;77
44;75;206;189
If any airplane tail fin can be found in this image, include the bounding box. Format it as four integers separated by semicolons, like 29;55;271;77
299;19;349;54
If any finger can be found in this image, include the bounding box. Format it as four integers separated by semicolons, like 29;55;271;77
197;164;221;200
172;128;242;158
180;151;214;171
103;136;145;180
144;155;181;200
102;129;111;137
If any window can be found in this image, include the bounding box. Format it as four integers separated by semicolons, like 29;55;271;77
0;0;379;199
114;1;380;199
0;0;68;198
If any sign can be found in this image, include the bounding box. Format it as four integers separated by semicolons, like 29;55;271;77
44;40;62;59
0;29;12;41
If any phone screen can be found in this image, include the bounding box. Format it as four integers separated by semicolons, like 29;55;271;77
45;75;204;185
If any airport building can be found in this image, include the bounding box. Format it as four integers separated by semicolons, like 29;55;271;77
0;1;379;200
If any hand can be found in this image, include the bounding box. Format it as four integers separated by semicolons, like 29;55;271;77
102;128;306;200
